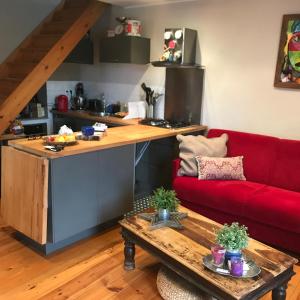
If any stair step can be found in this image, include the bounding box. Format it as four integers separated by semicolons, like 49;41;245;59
30;34;62;48
0;77;22;83
0;80;19;95
52;7;84;21
15;48;48;63
64;0;88;8
0;93;9;103
41;20;73;35
6;62;37;78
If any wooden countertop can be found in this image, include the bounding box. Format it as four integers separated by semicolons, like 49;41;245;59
0;134;26;141
8;124;207;159
52;110;140;126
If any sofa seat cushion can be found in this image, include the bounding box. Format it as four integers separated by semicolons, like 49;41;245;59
245;185;300;234
173;177;265;217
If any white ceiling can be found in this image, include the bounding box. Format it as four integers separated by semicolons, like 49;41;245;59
99;0;198;9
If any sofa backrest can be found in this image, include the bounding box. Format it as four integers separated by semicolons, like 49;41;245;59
207;129;278;185
207;129;300;192
269;138;300;192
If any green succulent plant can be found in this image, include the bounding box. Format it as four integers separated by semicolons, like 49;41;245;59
216;222;249;251
150;187;180;211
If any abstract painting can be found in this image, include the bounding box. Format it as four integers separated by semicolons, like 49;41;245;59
274;15;300;89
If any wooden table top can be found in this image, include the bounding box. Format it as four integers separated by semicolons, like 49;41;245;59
120;206;298;300
8;124;207;159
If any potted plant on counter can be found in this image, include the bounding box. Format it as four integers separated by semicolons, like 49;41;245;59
216;222;249;261
150;187;180;221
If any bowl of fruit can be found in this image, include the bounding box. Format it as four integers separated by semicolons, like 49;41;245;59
44;134;77;146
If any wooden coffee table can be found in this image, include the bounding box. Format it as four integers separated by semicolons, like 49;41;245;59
119;206;298;300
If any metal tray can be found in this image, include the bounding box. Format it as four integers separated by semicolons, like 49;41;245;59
203;254;261;278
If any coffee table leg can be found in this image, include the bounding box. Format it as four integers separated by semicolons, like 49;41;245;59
123;234;135;270
272;283;287;300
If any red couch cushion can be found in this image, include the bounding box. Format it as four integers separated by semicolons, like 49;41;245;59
173;176;266;217
207;129;278;185
245;185;300;234
269;138;300;192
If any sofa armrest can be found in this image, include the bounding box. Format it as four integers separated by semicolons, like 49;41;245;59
172;158;181;181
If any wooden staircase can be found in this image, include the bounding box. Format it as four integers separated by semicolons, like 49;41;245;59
0;0;108;135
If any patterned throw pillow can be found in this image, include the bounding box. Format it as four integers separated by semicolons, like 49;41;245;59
196;156;246;180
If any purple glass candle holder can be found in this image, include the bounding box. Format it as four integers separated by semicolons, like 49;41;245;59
230;257;244;277
211;245;226;266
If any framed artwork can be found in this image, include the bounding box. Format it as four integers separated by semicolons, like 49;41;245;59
274;14;300;89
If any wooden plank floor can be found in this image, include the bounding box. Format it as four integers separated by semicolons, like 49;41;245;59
0;218;299;300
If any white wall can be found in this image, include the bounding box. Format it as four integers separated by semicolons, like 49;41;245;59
0;0;60;63
108;0;299;139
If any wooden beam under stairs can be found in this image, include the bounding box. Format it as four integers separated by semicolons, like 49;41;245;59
0;0;108;134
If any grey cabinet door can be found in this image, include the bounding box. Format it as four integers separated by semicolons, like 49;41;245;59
100;36;150;64
50;152;100;243
97;145;135;223
49;145;134;243
64;36;93;64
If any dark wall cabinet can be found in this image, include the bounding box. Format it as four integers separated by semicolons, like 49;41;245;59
64;34;93;65
100;36;150;64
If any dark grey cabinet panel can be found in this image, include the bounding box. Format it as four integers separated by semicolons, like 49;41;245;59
49;145;134;243
135;137;178;199
97;146;135;223
99;36;150;64
64;35;93;64
50;152;100;243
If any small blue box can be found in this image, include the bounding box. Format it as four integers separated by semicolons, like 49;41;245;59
81;126;95;137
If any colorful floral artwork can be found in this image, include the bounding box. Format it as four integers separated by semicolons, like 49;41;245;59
274;15;300;89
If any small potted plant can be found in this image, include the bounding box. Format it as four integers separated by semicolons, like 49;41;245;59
216;222;249;261
150;187;180;221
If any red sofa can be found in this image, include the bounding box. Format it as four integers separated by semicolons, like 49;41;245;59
173;128;300;254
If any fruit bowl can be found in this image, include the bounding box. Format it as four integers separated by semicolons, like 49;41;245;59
43;135;78;146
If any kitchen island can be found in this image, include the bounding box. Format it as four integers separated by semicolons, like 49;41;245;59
2;124;206;254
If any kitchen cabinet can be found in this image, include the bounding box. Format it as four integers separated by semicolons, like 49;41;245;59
3;124;206;254
48;146;134;244
1;144;134;252
99;36;150;64
64;33;93;64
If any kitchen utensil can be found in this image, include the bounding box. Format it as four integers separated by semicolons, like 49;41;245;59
141;82;153;105
88;99;105;113
71;83;86;110
56;95;68;112
44;145;65;152
75;82;84;96
71;95;86;110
